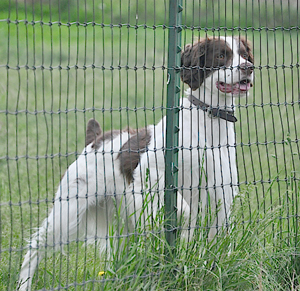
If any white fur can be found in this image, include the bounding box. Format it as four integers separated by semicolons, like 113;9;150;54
18;36;253;290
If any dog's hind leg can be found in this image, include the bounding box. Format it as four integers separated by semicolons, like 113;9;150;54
18;173;93;290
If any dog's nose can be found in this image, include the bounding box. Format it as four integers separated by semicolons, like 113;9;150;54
240;62;253;75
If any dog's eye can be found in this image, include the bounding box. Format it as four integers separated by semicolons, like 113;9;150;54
217;54;225;60
242;53;249;59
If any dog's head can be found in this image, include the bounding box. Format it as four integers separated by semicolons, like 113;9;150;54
181;36;254;96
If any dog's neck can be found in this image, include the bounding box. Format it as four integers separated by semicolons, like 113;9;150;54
187;88;237;123
189;87;236;108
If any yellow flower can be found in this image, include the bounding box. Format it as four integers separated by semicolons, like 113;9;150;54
98;271;105;276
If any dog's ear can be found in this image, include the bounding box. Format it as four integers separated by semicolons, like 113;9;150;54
239;37;254;64
181;39;210;91
86;119;102;146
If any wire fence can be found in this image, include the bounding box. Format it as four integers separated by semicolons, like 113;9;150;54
1;0;300;290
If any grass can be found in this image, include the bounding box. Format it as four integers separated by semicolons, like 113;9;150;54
11;193;300;290
0;4;300;291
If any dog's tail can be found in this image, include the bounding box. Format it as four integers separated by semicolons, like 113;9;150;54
86;118;102;146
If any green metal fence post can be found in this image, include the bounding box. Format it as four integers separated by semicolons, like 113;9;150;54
165;0;182;254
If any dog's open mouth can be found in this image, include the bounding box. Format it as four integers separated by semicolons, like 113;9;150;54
216;79;253;94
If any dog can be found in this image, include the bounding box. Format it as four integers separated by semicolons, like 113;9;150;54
18;36;254;290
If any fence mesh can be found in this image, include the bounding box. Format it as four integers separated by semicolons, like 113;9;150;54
1;0;299;290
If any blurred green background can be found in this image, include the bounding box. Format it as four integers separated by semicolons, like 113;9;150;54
0;0;298;28
0;1;299;290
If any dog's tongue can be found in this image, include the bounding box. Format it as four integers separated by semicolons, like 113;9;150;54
234;82;251;92
217;82;233;93
217;81;251;94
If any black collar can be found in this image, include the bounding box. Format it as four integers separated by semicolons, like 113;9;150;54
188;95;237;123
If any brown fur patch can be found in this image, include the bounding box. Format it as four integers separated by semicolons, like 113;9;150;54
237;36;254;64
181;37;233;90
86;119;151;184
93;129;123;149
92;127;137;149
86;118;136;150
117;128;152;184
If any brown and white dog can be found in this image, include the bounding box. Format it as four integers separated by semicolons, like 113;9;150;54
18;36;254;290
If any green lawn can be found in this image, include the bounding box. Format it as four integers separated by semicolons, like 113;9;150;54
0;6;299;291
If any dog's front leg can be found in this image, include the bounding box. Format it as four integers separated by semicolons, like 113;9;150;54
125;166;190;242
